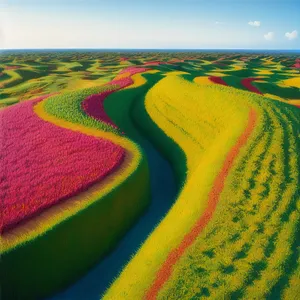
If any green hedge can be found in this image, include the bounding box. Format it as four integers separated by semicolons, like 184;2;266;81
1;88;151;300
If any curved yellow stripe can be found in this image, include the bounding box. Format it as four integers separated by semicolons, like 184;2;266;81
206;72;228;77
255;69;273;75
1;100;142;253
124;70;159;90
163;71;189;76
289;99;300;106
104;76;254;299
281;77;300;88
194;76;214;85
114;71;131;80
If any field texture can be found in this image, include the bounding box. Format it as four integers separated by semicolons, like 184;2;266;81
0;51;299;300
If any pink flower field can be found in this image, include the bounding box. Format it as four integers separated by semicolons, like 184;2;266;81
0;98;125;233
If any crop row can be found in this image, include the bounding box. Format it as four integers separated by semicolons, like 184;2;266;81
104;75;299;299
158;100;299;299
104;76;251;299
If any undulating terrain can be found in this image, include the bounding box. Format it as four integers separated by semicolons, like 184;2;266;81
1;50;300;300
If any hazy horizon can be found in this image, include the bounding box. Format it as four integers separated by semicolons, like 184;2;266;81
1;48;299;52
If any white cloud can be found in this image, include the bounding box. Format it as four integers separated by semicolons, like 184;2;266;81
264;32;274;41
248;21;261;27
215;21;224;25
285;30;298;40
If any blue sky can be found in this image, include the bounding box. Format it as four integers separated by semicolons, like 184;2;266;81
0;0;299;49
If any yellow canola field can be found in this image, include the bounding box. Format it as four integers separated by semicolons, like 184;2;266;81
158;101;299;299
194;76;214;85
124;70;159;90
281;76;300;88
104;76;256;299
105;74;300;300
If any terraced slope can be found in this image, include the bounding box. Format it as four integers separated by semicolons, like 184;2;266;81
1;72;151;300
1;98;125;233
157;97;300;300
2;52;300;109
104;76;300;300
50;71;180;299
1;52;300;300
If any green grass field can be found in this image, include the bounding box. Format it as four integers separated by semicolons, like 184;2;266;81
1;50;299;300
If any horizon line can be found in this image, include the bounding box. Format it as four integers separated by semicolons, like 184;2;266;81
1;47;299;52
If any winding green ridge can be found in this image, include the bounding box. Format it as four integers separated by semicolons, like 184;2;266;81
1;51;300;300
49;72;182;299
1;85;151;300
44;85;120;133
105;73;187;186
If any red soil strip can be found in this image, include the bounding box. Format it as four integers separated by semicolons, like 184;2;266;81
5;66;21;70
213;61;227;66
82;78;132;128
0;96;125;233
143;61;161;66
209;76;228;86
241;78;264;95
145;108;257;299
143;61;170;66
82;67;148;127
292;59;300;68
240;57;249;62
119;66;148;75
168;59;185;63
